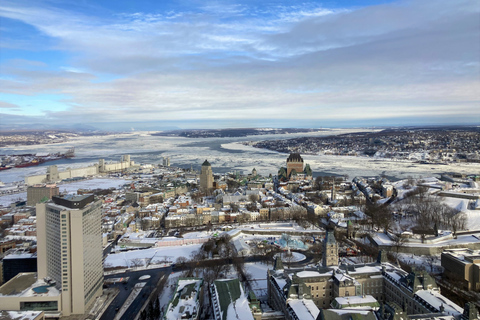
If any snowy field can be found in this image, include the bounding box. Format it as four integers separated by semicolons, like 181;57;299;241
442;196;480;230
0;178;127;207
104;244;203;268
397;253;442;273
275;251;306;262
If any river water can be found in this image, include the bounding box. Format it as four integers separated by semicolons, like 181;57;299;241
1;129;478;184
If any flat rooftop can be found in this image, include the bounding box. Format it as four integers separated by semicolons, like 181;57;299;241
0;273;60;298
0;310;44;320
0;273;37;296
52;194;94;209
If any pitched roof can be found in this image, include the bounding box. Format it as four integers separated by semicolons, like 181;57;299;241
287;153;303;162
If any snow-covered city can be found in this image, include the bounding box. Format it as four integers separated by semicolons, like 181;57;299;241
1;135;479;320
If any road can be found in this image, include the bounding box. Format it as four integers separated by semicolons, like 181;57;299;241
100;251;317;320
100;267;172;320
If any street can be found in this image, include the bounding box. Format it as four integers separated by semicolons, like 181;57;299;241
100;266;171;320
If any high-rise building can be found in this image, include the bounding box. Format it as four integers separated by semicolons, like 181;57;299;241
27;184;59;206
36;194;103;315
200;160;214;193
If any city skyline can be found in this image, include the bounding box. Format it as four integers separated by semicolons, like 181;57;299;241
0;0;479;130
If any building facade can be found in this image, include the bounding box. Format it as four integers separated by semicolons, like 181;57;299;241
286;153;304;178
27;184;59;206
36;194;103;316
441;248;480;291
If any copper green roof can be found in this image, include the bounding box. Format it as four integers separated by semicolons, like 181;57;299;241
213;279;241;320
202;159;211;166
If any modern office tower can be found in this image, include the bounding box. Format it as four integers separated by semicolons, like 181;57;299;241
200;160;214;193
36;194;103;316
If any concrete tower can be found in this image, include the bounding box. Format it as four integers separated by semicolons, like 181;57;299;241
323;229;339;267
200;160;214;193
36;194;103;316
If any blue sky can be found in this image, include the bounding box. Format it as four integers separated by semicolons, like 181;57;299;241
0;0;479;130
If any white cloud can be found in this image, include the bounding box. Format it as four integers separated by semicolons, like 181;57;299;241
0;0;478;127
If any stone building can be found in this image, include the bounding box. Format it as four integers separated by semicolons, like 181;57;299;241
267;251;467;320
287;153;304;178
323;229;339;267
278;153;313;182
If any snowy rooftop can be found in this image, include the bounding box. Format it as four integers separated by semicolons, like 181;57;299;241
296;270;331;278
333;295;380;310
272;273;287;292
335;295;378;305
0;273;60;298
3;251;36;260
415;290;463;316
0;310;44;320
165;278;202;320
349;265;382;275
211;279;254;320
288;299;320;320
442;248;480;263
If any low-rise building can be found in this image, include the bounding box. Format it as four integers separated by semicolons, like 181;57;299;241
163;278;203;320
441;248;480;291
210;278;258;320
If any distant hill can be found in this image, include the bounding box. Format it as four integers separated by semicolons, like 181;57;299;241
153;128;330;138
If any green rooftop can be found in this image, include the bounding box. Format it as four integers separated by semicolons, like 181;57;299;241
213;279;241;320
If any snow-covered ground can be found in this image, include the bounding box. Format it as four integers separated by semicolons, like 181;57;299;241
275;252;306;263
244;262;269;298
442;196;480;230
104;244;202;268
397;253;442;273
390;177;480;231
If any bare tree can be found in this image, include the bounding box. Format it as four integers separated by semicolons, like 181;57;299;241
449;211;466;237
129;258;145;268
281;251;296;268
391;234;408;258
425;255;438;273
365;203;393;232
176;256;188;265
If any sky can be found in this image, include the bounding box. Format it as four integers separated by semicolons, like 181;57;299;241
0;0;479;131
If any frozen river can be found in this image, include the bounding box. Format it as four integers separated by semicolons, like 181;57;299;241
1;129;479;184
